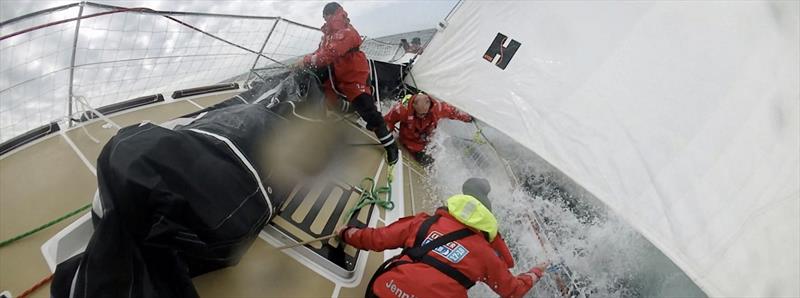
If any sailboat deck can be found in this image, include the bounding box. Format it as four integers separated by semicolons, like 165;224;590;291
0;90;435;297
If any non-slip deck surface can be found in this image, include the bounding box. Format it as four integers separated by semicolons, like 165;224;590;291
0;93;437;297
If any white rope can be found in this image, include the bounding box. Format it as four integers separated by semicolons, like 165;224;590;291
371;59;382;113
73;95;121;130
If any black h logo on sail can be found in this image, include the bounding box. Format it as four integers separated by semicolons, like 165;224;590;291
483;33;521;70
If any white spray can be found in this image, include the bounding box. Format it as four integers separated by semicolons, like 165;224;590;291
421;120;705;298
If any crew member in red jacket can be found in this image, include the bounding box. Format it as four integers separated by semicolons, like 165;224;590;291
298;2;398;164
384;93;472;164
337;178;547;298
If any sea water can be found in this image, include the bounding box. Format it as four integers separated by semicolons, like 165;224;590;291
419;120;706;298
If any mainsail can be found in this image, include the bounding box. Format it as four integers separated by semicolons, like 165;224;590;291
411;1;800;297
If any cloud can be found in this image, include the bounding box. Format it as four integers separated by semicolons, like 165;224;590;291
1;0;456;36
0;0;455;140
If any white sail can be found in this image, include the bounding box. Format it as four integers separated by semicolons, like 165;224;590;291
411;1;800;296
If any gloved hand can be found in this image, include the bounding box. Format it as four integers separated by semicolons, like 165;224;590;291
335;225;356;242
524;262;548;282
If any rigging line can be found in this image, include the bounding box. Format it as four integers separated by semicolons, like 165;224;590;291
526;214;576;297
249;69;269;85
444;0;464;21
83;1;284;22
0;7;287;67
472;120;583;296
341;176;394;225
472;121;519;187
0;53;247;94
527;212;583;297
0;203;91;248
252;63;301;72
327;66;347;98
0;2;81;27
73;96;122;129
76;53;248;68
405;30;436;71
388;45;406;63
369;59;382;112
80;1;319;31
363;38;401;46
17;273;54;298
276;234;337;250
0;7;152;41
160;14;287;66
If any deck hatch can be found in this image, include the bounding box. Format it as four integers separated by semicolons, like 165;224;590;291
268;179;374;273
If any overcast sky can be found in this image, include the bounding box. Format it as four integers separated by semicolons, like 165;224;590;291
0;0;456;141
1;0;457;37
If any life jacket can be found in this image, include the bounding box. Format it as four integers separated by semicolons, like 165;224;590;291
366;195;498;296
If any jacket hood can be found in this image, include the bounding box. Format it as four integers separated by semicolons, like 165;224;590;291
322;7;349;33
443;195;498;241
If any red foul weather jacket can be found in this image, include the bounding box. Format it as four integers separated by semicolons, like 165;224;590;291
302;7;370;103
342;209;535;298
384;95;473;153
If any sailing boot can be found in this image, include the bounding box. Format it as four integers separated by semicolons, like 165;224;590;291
352;93;398;165
374;125;399;165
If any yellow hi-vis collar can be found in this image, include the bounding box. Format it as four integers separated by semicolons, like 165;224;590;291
402;94;413;105
446;194;498;242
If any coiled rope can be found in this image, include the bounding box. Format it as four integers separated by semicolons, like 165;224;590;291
342;165;395;223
